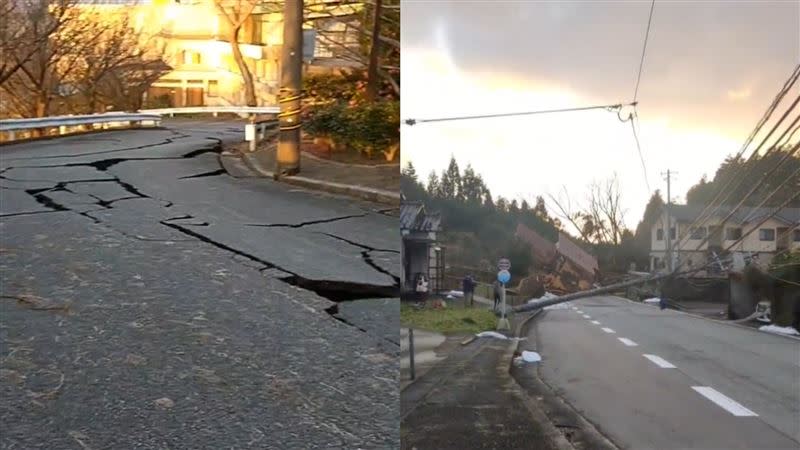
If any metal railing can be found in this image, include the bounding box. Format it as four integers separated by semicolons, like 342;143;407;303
0;106;281;143
0;112;162;142
139;106;279;116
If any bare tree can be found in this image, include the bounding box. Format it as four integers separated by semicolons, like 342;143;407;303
1;4;169;118
548;175;628;245
304;0;399;98
214;0;259;106
70;12;169;113
548;187;593;242
585;175;627;245
0;5;104;118
364;0;381;101
0;0;75;86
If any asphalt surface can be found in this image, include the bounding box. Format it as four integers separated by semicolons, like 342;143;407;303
0;119;399;449
401;337;566;450
522;295;800;450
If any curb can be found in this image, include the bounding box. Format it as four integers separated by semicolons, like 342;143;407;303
240;152;400;205
502;309;576;450
302;149;401;169
512;309;620;450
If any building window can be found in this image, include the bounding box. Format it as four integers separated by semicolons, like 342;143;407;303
794;229;800;242
669;227;676;239
656;229;664;241
690;226;706;240
726;227;742;241
759;228;775;241
207;80;218;97
183;51;201;65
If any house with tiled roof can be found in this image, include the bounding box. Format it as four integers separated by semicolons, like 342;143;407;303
400;200;443;296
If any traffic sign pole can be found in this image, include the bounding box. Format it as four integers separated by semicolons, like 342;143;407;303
496;269;511;331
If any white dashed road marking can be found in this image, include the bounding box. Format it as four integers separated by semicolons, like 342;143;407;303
583;314;591;319
601;328;615;333
618;337;638;346
591;320;601;325
571;307;578;310
692;387;758;417
643;354;676;368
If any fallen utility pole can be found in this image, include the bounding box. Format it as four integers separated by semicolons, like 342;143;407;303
514;272;671;313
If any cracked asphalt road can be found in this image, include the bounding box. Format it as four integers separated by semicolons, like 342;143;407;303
0;119;400;449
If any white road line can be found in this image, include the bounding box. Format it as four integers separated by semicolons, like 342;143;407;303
601;327;615;333
692;387;758;417
618;337;638;346
591;320;601;325
571;307;578;310
575;310;583;313
582;314;591;319
643;354;676;368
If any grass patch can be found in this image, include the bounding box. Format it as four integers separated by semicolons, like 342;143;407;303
401;303;496;335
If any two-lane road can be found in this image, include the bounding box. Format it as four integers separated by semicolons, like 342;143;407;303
522;295;800;449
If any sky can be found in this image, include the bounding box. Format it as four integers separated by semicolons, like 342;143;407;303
400;0;800;232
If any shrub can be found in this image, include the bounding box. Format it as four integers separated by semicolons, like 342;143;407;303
303;72;365;105
304;100;399;161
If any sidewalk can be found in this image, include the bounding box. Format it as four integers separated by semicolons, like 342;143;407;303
400;328;447;390
221;140;400;204
401;324;570;450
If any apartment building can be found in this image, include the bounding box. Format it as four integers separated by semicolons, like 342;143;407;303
77;0;362;108
650;204;800;273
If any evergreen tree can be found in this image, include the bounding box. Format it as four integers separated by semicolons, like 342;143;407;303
402;161;417;182
440;156;461;200
426;171;441;197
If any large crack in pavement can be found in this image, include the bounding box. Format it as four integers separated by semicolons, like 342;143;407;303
3;137;399;340
244;213;368;228
0;129;205;161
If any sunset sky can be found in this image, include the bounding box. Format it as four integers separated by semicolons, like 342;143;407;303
401;0;799;231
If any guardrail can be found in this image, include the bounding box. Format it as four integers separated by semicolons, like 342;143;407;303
139;106;279;116
0;106;281;143
0;112;163;142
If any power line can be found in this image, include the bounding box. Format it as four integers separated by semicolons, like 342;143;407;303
676;94;800;250
682;64;800;232
671;142;800;274
403;102;635;125
633;0;656;103
672;66;800;250
630;112;651;192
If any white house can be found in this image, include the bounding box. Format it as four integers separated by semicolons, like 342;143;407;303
650;205;800;273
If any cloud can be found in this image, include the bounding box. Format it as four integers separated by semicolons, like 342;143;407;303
727;87;753;101
402;1;800;138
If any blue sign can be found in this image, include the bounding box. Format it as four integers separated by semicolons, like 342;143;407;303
497;270;511;284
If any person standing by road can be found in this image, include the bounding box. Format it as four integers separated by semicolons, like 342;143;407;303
493;279;502;312
463;275;476;307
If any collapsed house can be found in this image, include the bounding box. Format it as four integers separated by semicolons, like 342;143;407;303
515;223;598;294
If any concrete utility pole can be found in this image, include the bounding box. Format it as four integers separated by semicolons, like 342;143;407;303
662;170;676;271
277;0;303;177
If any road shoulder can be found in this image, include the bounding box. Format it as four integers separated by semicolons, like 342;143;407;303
220;143;400;205
401;322;572;450
512;310;619;450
